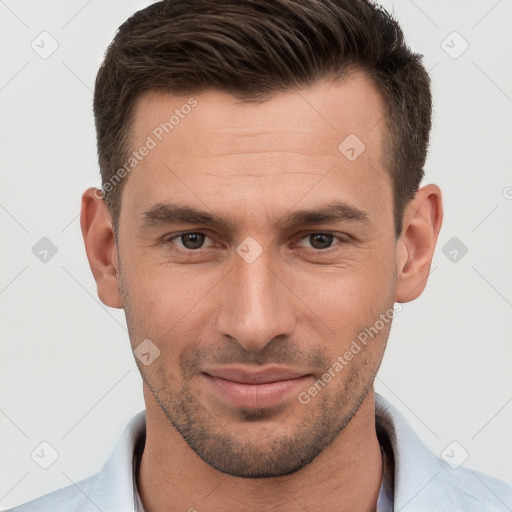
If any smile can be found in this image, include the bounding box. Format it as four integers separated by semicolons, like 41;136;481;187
202;367;311;409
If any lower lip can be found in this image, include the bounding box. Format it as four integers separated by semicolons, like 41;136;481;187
204;374;310;409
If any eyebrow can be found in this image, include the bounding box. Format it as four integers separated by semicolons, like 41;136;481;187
139;200;370;231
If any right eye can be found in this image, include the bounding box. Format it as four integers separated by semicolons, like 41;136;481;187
167;232;214;250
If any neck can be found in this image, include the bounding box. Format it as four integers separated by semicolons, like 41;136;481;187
138;388;383;512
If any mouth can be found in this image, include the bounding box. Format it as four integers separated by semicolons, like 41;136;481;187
202;366;312;409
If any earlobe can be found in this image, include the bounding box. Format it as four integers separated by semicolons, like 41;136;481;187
80;187;123;309
395;184;443;303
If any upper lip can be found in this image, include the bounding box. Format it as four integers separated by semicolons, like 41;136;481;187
203;366;309;384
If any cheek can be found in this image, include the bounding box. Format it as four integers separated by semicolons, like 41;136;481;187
296;256;396;328
122;261;217;348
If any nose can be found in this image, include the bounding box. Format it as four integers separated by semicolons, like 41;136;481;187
215;249;297;352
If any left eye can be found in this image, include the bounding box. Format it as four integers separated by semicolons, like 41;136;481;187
296;233;342;250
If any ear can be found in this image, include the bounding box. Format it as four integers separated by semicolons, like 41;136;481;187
395;184;443;303
80;187;123;309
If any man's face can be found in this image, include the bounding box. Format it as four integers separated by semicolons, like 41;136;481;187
117;72;398;477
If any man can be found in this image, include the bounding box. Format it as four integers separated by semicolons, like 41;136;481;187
9;0;511;510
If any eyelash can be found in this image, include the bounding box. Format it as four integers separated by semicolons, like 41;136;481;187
165;231;348;252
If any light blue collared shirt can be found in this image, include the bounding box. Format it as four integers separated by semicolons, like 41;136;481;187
8;393;512;511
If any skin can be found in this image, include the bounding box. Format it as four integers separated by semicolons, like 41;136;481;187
81;71;442;511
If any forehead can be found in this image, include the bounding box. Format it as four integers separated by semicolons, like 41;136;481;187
121;71;392;230
132;71;386;155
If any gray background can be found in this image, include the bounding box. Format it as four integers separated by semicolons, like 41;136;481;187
1;0;511;508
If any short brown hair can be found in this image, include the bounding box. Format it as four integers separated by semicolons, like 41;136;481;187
93;0;432;236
